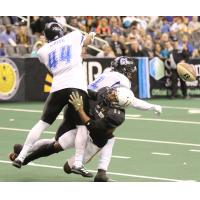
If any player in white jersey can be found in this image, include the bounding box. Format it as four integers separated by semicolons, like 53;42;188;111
87;56;162;181
12;22;95;174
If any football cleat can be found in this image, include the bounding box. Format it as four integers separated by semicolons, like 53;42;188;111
94;171;111;182
12;159;22;169
63;161;72;174
71;165;93;177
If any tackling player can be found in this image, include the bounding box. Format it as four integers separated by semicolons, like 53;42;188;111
12;22;96;173
10;86;133;179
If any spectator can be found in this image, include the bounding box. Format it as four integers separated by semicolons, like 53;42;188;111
96;44;115;58
0;42;6;56
169;38;190;99
109;17;123;35
16;25;30;47
110;33;125;56
96;17;111;39
154;42;164;59
143;39;154;58
31;41;43;57
191;48;200;58
161;17;170;33
188;16;200;33
160;41;173;59
0;24;16;46
179;34;194;55
127;39;147;57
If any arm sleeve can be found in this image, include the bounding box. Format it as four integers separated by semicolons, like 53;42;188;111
71;30;85;47
131;97;155;111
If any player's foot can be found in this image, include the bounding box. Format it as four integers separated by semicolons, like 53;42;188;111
71;165;93;177
9;152;18;161
63;161;72;174
9;144;23;162
12;159;22;169
94;170;111;182
13;144;23;154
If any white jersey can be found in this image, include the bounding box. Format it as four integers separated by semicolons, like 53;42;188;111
37;30;87;93
88;70;131;91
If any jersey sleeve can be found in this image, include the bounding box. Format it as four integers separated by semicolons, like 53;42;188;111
70;30;85;47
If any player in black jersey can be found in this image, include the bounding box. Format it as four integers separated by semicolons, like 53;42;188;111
9;86;133;181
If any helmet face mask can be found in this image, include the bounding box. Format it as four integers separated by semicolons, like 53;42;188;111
44;22;64;42
111;56;137;80
104;87;134;109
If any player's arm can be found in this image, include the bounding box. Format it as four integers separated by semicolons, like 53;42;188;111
131;96;162;115
83;32;96;47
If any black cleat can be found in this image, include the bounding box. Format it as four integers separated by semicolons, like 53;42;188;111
94;170;111;182
63;161;72;174
12;159;22;169
13;144;23;154
71;165;93;177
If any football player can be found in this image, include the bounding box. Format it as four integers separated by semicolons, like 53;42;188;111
10;86;133;179
12;22;96;174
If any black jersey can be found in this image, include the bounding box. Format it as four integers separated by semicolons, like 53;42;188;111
85;87;125;148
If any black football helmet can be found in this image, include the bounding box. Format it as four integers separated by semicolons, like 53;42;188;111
111;56;137;80
44;22;64;42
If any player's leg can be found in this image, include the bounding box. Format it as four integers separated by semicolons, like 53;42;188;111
13;90;68;168
65;136;99;177
69;89;90;173
9;138;55;162
22;129;76;165
94;137;115;182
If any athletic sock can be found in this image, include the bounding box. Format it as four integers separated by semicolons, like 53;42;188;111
23;142;61;165
17;120;50;162
74;126;88;168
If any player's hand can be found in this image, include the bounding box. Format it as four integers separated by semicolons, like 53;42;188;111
88;32;96;42
69;92;83;111
153;105;162;115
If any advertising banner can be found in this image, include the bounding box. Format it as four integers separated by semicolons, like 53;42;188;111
0;57;25;101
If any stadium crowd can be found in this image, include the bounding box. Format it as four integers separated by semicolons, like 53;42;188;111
0;16;200;59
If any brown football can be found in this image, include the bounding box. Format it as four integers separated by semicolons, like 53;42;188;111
177;62;197;82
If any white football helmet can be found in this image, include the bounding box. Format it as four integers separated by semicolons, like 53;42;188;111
115;87;134;108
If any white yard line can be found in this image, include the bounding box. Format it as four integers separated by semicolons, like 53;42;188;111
162;106;200;110
111;155;131;159
189;149;200;152
125;117;200;125
0;160;189;182
151;152;171;156
1;105;200;112
1;106;200;124
188;109;200;114
116;136;200;147
1;126;200;147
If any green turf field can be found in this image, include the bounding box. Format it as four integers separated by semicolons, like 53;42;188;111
0;99;200;182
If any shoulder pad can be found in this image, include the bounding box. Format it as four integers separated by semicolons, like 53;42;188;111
106;108;125;128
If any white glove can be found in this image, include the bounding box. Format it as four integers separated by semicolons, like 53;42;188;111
153;105;162;115
88;32;96;42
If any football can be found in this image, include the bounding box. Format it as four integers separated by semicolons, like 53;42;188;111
177;62;197;82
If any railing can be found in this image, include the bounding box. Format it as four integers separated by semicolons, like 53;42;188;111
16;16;108;53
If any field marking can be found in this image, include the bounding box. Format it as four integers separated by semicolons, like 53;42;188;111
0;160;190;182
111;155;131;159
162;105;200;110
1;106;200;124
189;149;200;152
1;126;200;147
126;116;200;125
151;152;171;156
116;136;200;147
188;109;200;114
